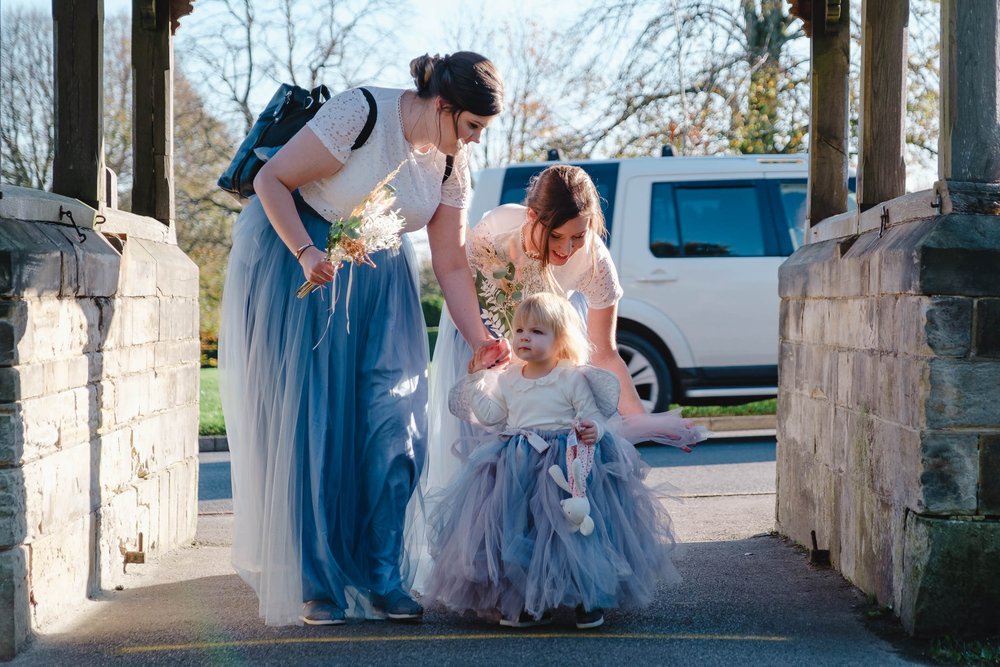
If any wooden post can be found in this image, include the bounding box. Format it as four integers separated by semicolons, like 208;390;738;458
132;0;174;224
52;0;105;209
806;0;851;226
939;1;1000;184
857;0;909;211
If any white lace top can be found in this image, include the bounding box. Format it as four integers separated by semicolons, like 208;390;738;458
462;361;606;438
467;204;624;338
300;86;472;233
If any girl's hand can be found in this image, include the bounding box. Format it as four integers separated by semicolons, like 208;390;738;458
299;246;337;286
468;338;510;374
576;420;599;445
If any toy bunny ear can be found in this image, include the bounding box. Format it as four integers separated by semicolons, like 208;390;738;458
570;457;586;495
548;464;572;493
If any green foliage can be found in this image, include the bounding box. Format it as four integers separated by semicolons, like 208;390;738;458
201;332;219;368
199;367;226;436
931;637;1000;665
671;398;777;417
422;294;444;327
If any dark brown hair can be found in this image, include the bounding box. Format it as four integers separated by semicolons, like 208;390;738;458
524;165;607;268
409;52;504;117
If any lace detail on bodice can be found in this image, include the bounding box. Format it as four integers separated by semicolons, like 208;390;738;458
467;204;624;338
300;87;472;233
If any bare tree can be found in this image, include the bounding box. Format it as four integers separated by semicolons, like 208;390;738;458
177;0;406;136
1;6;55;189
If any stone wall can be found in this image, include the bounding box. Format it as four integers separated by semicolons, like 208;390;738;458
0;189;200;659
777;202;1000;636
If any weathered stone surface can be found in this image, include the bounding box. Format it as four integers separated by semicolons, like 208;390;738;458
0;469;26;548
27;515;93;629
916;432;979;513
925;358;1000;428
0;222;63;297
899;514;1000;636
975;298;1000;358
979;435;1000;514
0;405;24;466
0;546;30;660
920;215;1000;295
924;296;972;357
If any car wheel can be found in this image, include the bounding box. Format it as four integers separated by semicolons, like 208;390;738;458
616;330;673;413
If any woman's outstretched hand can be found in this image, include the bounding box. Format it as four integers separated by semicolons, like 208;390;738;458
468;338;511;374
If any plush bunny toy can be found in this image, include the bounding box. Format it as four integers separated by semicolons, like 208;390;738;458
548;446;595;536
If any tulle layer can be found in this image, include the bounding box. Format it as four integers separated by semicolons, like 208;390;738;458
219;195;428;625
421;429;679;621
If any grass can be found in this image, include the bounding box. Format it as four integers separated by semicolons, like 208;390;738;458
198;367;777;437
199;367;226;436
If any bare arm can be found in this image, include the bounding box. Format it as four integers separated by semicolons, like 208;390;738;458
252;126;343;287
587;304;646;416
427;204;509;361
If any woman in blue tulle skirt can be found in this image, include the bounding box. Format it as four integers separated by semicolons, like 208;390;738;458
219;53;508;627
422;293;707;629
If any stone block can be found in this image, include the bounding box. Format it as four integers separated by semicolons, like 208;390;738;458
21;443;92;541
0;405;24;465
974;298;1000;358
925;358;1000;428
0;222;63;298
154;339;200;368
924;296;972;357
0;546;30;660
27;514;93;629
920;214;1000;296
119;239;157;298
0;468;26;548
0;300;27;366
94;486;139;591
153;242;200;299
899;514;1000;636
131;298;161;345
979;435;1000;514
917;432;979;513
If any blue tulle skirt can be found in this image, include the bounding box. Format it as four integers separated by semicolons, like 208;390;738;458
219;194;428;626
422;428;679;622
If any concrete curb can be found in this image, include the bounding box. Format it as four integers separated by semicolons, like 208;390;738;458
198;414;777;452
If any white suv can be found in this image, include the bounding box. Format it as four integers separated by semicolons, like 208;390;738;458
469;155;855;411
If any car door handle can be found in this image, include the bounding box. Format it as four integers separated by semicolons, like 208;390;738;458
634;273;678;283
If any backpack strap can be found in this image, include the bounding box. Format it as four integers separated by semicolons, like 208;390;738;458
443;154;454;183
352;87;378;150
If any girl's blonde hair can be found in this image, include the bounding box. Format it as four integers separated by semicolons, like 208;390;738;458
512;292;591;366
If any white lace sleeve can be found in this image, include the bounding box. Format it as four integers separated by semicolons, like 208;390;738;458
575;240;624;309
440;147;472;209
305;88;370;164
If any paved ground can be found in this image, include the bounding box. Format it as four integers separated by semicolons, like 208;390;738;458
11;437;934;666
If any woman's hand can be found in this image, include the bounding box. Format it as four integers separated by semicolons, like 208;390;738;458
467;338;511;374
298;246;338;287
576;419;599;446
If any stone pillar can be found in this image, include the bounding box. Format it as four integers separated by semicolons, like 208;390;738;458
778;1;1000;637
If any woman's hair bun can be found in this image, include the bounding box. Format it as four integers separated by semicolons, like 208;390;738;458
409;53;441;94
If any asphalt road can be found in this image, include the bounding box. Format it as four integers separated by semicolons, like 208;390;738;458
12;438;930;666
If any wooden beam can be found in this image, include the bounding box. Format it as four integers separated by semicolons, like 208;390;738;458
132;0;174;224
52;0;105;209
939;1;1000;184
857;0;909;211
806;0;851;226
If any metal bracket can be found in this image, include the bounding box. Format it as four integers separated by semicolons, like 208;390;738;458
123;532;146;572
58;206;87;243
878;205;890;238
810;530;831;566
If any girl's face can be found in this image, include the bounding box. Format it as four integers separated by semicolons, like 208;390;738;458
513;317;557;365
528;213;591;266
440;107;494;154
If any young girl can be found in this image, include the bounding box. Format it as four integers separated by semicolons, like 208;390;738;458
422;293;707;629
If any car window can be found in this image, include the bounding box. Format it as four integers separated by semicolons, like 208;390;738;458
649;181;774;257
777;179;858;250
499;163;619;242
